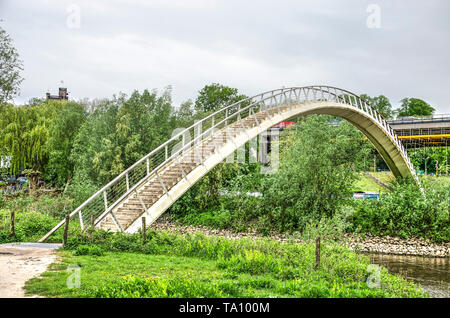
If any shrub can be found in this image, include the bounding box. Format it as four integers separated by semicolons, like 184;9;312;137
74;244;104;256
0;210;60;243
349;178;450;242
217;249;280;275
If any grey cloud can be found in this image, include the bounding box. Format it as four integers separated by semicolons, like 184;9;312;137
1;0;448;113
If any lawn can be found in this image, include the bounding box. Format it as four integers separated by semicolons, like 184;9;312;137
24;230;428;298
352;172;394;192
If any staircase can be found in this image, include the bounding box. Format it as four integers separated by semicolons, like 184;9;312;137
98;105;287;232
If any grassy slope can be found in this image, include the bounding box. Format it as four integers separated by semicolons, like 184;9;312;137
25;231;427;298
352;172;395;192
353;172;450;192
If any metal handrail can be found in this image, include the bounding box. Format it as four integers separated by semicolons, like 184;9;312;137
39;85;418;242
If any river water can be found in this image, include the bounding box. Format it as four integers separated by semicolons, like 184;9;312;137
366;253;450;298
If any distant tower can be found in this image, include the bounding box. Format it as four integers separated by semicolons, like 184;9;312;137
58;87;68;100
45;85;69;100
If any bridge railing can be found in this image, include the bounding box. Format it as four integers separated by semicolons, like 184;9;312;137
39;86;416;241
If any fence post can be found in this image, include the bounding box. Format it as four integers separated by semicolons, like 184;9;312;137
142;217;146;244
315;236;321;269
91;215;95;227
62;214;70;248
9;211;15;237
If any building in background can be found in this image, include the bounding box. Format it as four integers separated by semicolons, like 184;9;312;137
46;87;69;100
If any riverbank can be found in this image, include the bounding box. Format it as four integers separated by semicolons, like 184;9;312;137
344;233;449;258
152;216;449;258
24;228;427;298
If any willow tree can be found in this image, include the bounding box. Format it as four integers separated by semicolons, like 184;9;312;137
0;104;50;175
0;100;84;182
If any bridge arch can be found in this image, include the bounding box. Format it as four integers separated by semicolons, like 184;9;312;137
40;86;420;241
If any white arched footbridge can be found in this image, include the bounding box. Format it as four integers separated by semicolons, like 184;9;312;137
40;86;419;241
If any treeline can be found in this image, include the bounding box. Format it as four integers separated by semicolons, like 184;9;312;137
0;83;446;193
0;84;249;198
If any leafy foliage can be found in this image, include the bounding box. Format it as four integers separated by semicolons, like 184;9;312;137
0;25;24;104
396;98;435;117
28;229;427;298
70;89;177;187
360;94;393;119
252;115;369;233
195;83;247;112
349;177;449;242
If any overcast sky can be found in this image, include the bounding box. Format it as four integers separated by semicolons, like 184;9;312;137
1;0;449;113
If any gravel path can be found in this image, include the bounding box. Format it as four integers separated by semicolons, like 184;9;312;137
0;243;61;298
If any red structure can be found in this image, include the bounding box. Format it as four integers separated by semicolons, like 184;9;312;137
272;121;295;130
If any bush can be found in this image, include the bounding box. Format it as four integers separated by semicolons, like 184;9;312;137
34;195;74;219
349;178;450;242
0;210;60;243
217;249;280;275
0;192;5;209
74;244;104;256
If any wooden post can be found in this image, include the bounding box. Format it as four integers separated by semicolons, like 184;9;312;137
62;214;70;248
142;217;146;244
315;236;321;269
9;211;15;237
91;215;95;227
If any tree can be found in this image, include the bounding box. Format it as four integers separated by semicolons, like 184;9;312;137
0;26;24;104
195;83;247;113
360;94;393;119
71;88;178;186
260;115;364;233
396;98;435;117
175;100;195;128
0;103;52;175
45;101;86;186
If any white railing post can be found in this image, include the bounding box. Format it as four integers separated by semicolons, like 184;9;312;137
103;191;108;211
78;210;84;230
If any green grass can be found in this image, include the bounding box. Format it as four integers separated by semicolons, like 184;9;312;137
353;172;450;192
0;209;80;244
25;230;427;298
352;172;394;192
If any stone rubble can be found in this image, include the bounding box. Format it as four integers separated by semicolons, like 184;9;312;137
152;215;449;258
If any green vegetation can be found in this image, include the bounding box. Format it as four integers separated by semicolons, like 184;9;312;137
0;26;23;104
396;98;435;117
25;230;427;298
349;178;450;242
0;193;80;243
0;24;447;299
352;172;393;192
194;83;247;112
360;94;393;119
0;209;59;243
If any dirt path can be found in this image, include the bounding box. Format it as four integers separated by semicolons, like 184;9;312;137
0;243;61;298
